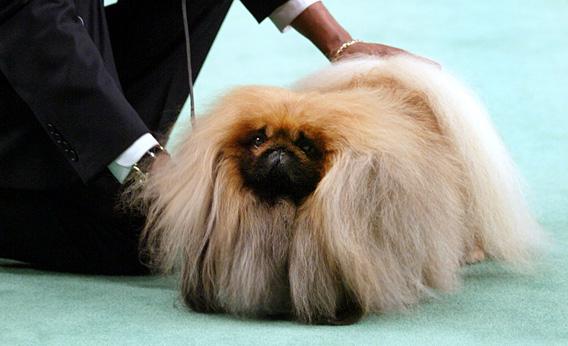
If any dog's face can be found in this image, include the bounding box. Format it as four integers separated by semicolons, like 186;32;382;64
236;124;326;203
216;89;335;204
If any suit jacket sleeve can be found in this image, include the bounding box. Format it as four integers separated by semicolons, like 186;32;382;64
240;0;289;23
0;0;149;184
0;0;27;22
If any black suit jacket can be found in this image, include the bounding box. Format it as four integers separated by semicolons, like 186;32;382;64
0;0;286;189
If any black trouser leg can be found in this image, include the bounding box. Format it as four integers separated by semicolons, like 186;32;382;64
0;173;147;275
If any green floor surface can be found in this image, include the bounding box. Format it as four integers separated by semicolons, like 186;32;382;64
2;1;567;344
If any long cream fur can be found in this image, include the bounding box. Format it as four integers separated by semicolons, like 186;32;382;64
136;55;546;324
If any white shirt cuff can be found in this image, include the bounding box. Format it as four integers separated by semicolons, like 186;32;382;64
108;133;159;183
269;0;321;33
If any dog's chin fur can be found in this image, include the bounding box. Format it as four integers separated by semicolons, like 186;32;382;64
135;55;547;324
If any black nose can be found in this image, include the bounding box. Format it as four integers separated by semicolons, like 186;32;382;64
241;145;322;204
266;148;290;168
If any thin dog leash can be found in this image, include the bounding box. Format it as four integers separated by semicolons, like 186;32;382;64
181;0;196;127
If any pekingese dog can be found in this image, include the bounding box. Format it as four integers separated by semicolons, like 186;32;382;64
136;56;545;324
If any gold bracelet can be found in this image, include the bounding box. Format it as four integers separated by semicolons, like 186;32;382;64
331;39;362;61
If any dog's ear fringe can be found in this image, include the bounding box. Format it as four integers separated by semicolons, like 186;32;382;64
290;143;466;323
123;119;225;276
116;175;178;273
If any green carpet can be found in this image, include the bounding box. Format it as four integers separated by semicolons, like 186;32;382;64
2;1;567;344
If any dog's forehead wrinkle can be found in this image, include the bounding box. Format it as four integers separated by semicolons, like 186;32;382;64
271;127;302;142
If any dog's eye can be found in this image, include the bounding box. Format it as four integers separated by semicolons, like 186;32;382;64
295;135;316;155
300;143;313;153
253;134;266;147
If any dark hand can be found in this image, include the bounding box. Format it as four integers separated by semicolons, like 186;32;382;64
291;2;439;68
